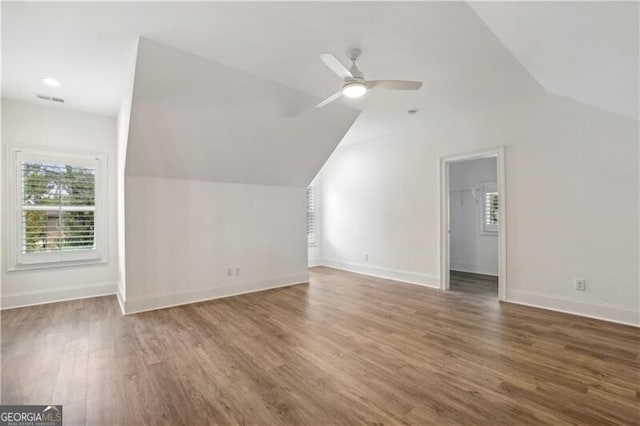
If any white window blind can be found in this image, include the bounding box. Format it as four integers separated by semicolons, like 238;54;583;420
12;150;105;268
483;189;499;233
21;162;96;253
307;186;316;245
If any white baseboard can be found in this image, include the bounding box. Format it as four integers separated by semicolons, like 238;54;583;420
123;271;309;314
317;258;440;288
1;281;117;310
450;261;498;277
506;289;639;327
316;258;637;327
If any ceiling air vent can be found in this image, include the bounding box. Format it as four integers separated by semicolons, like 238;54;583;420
35;93;65;103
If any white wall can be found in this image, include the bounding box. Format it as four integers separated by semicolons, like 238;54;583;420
449;158;498;276
1;100;118;308
116;103;130;310
317;93;639;326
123;176;308;313
116;38;139;311
120;39;353;313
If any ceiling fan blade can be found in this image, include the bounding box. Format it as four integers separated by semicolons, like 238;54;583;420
367;80;423;91
315;90;343;108
319;53;353;79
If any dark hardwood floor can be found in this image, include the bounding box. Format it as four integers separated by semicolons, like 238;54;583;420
2;267;639;425
449;270;498;297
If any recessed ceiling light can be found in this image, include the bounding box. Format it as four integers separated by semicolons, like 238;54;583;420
41;77;61;87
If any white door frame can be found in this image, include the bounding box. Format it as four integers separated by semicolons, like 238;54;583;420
439;147;507;301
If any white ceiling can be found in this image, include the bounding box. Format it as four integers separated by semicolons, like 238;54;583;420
126;38;359;186
2;2;638;147
470;1;639;120
2;1;541;146
2;2;136;116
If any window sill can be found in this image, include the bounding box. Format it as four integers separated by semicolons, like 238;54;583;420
8;257;107;272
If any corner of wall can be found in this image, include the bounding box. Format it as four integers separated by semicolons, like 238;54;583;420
308;255;322;267
116;37;140;310
116;279;126;315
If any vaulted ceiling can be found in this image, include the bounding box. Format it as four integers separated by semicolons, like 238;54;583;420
126;38;359;186
470;1;639;120
3;1;638;148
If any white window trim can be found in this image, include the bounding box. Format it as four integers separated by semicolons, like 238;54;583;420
480;182;498;235
7;147;108;271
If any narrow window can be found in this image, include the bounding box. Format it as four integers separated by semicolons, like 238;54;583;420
482;185;499;234
307;186;316;245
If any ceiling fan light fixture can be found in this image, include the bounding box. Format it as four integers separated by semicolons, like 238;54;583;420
342;82;367;98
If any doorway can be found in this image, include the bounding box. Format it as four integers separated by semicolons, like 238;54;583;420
440;148;506;300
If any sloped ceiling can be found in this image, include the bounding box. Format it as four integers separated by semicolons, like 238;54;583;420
2;1;543;143
3;1;636;150
125;38;359;186
471;1;639;120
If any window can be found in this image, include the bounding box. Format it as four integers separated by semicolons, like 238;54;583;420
307;186;316;245
10;149;106;268
482;183;499;234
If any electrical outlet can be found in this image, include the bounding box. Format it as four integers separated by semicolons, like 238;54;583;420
227;268;233;277
235;267;240;276
575;278;586;291
364;253;369;262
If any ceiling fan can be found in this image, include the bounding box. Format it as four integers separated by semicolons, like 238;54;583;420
315;48;423;108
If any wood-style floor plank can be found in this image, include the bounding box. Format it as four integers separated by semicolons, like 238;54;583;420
2;266;639;425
